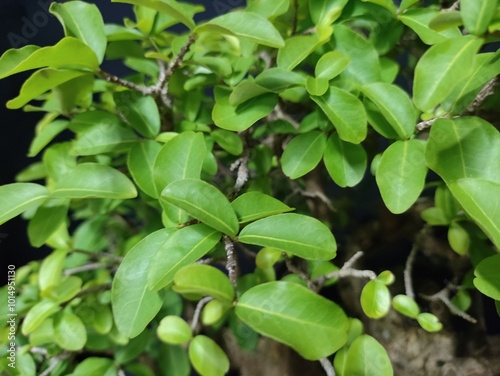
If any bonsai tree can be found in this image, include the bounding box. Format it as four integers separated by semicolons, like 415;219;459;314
0;0;499;375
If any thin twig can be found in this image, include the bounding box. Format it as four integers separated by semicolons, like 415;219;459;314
230;153;250;194
224;236;238;288
445;0;460;11
283;253;310;283
319;357;336;376
64;262;106;276
404;245;418;300
467;77;498;113
96;70;151;94
268;103;300;129
39;351;71;376
191;296;213;331
420;286;477;324
72;249;123;263
74;283;112;299
291;0;299;35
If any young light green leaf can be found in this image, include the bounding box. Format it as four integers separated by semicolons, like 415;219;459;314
105;24;144;41
29;119;68;157
72;358;116;376
196;11;284;48
361;0;396;14
315;51;350;80
425;117;500;184
213;87;278;132
305;76;329;96
460;0;497;36
235;281;348;360
7;69;87;109
474;254;500;300
43;276;82;304
211;129;243;156
52;163;137;199
344;335;394;376
21;300;59;335
112;229;176;338
38;249;66;293
173;264;235;303
254;68;306;92
277;34;321;71
281;131;327;179
148;224;221;291
399;0;419;12
53;310;87;351
247;0;290;19
28;199;68;248
311;86;367;144
189;335;230;376
157;316;193;345
153;131;206;195
392;294;420;318
50;1;106;63
416;313;443;332
114;90;161;138
360;280;391;319
238;213;337;260
448;221;470;255
448;179;500;249
231;192;294;223
362;82;418;140
161;179;239;236
229;80;272;106
413;36;482;112
399;9;462;45
0;38;98;80
428;11;463;31
0;183;48;225
309;0;349;26
128;140;162;198
376;140;427;214
202;300;231;326
324;133;367;188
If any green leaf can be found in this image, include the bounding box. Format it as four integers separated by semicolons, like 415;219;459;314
360;280;391;319
50;1;106;63
399;0;419;12
448;179;500;249
202;300;231;326
362;82;418;140
148;224;221;291
105;24;144;41
306;76;329;96
157;316;193;345
254;68;306;92
21;300;59;335
211;129;243;156
309;0;349;26
399;9;462;45
448;221;470;255
416;312;443;332
189;335;230;376
53;310;87;351
229;80;271;106
39;249;66;293
213;87;278;132
0;38;98;80
173;264;235;303
461;0;497;35
43;276;82;304
128;140;162;198
361;0;396;14
281;131;327;179
71;358;116;376
425;117;500;184
159;344;190;376
231;192;294;223
153;132;206;195
114;91;161;138
428;11;463;31
161;179;239;236
7;69;87;109
235;281;348;360
247;0;290;19
52;163;137;199
474;254;500;300
315;51;350;80
324;133;367;188
392;295;420;318
413;36;482;112
28;199;68;248
0;183;48;225
112;229;175;338
196;11;284;48
311;86;367;144
238;213;337;260
344;335;394;376
277;35;321;71
376;140;427;214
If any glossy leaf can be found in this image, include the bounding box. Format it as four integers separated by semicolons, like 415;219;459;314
474;254;500;300
448;179;500;249
148;224;221;291
28;199;68;248
235;281;348;360
277;35;320;71
360;280;391;319
448;221;470;255
38;249;66;293
413;36;482;112
229;80;271;106
247;0;290;19
52;163;137;199
255;68;306;92
324;134;367;188
362;82;418;140
212;129;243;156
50;1;106;63
112;229;176;338
312;86;367;144
114;90;161;138
71;358;115;376
157;316;193;345
238;213;337;260
189;335;230;376
202;300;231;326
44;276;82;304
309;0;349;26
196;11;284;48
376;140;427;214
461;0;497;35
425;117;500;184
392;295;420;318
21;300;59;335
399;0;419;11
416;312;443;332
281;131;327;179
344;335;394;376
315;51;350;80
128;140;162;198
428;11;463;31
161;179;239;236
0;37;98;80
0;183;48;225
305;76;329;96
29;119;68;157
231;192;293;223
173;264;235;303
159;344;191;376
53;310;87;351
213;87;278;132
